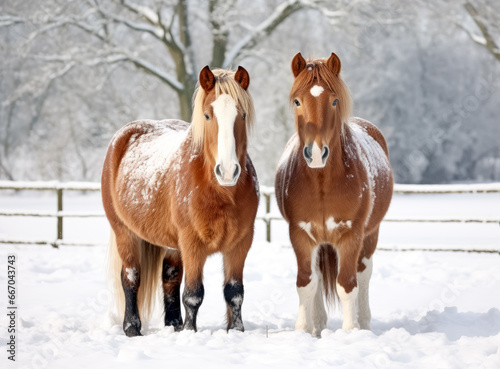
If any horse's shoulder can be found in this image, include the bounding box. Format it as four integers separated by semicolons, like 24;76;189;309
244;154;260;198
347;117;389;156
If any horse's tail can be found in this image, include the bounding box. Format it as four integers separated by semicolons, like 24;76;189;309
318;244;339;308
108;230;166;323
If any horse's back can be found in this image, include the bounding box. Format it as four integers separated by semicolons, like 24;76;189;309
348;117;390;157
102;119;190;238
347;117;393;232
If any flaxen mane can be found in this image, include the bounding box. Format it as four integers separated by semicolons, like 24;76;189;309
192;69;255;149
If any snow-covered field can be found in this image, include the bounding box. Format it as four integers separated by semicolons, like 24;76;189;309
1;191;499;368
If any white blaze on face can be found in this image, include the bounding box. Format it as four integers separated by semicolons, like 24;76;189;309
310;85;324;97
309;141;324;168
211;94;239;185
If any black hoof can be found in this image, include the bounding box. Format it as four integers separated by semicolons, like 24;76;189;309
182;322;197;332
165;318;183;332
227;325;244;332
124;324;142;337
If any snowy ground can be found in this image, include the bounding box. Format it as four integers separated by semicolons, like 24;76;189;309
0;191;499;368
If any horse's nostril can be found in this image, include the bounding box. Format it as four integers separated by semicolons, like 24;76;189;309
303;145;312;159
322;146;329;161
233;165;240;180
215;164;223;177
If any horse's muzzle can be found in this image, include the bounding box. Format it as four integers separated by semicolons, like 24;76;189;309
215;162;241;186
303;142;329;168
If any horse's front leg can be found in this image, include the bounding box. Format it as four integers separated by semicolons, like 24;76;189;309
336;231;363;330
222;231;253;332
162;250;184;331
290;225;325;337
180;242;207;332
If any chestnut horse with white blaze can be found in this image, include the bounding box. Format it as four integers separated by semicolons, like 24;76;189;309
102;66;259;336
275;53;393;336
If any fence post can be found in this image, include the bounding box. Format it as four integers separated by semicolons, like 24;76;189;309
265;193;271;243
56;188;63;248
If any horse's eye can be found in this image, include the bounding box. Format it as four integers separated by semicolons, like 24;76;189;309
204;113;210;120
242;113;246;120
294;99;300;107
332;99;338;106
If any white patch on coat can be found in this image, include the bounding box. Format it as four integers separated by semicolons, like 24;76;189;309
357;256;373;330
298;221;316;243
310;85;324;97
326;217;352;232
125;267;137;285
211;94;239;184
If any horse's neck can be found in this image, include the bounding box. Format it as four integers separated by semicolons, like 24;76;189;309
328;134;348;179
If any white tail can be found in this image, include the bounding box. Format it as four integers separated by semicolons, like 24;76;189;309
107;230;166;324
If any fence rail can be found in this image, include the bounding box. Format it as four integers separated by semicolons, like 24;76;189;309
1;181;499;249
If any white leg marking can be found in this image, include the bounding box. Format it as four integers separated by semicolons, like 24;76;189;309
312;273;327;336
125;267;137;285
357;256;373;330
296;247;326;336
336;282;360;330
211;94;239;185
296;280;317;334
298;221;316;243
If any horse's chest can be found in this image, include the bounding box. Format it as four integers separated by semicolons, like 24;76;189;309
190;203;241;250
289;184;359;244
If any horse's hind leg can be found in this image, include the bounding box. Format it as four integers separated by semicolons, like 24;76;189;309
162;250;183;331
357;228;378;330
116;230;143;337
336;232;362;330
222;232;253;331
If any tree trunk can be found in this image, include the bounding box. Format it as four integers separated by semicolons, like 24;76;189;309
177;87;193;122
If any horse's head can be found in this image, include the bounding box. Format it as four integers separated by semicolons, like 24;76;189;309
193;66;253;186
290;52;352;169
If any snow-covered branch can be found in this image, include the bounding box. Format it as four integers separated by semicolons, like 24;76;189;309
121;56;184;91
120;0;160;25
222;0;347;68
94;3;165;39
463;2;500;62
0;14;24;27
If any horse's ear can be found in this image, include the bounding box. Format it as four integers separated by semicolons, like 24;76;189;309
291;52;307;78
199;65;215;92
235;66;250;90
326;52;341;76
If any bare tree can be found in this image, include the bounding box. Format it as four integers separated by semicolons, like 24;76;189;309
1;0;349;121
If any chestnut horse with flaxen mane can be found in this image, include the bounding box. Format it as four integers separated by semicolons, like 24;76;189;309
275;53;393;336
102;66;259;336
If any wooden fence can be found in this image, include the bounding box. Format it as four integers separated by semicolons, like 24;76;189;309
0;181;499;250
